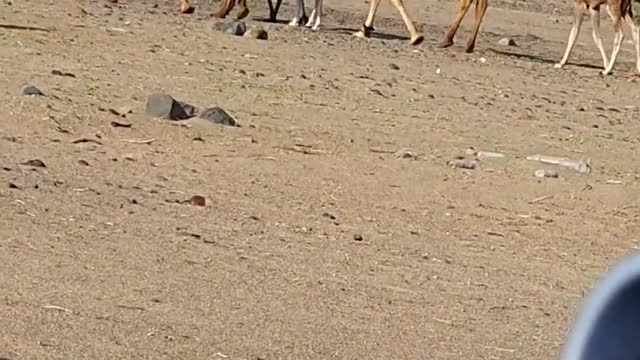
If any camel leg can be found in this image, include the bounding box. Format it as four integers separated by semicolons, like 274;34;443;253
235;0;249;20
589;7;609;69
601;14;624;75
353;0;382;38
213;0;236;18
463;0;488;52
179;0;195;13
305;0;324;30
289;0;308;26
554;3;586;68
626;15;640;73
439;0;473;48
389;0;423;45
268;0;283;21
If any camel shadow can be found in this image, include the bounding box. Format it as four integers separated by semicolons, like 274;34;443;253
328;26;409;42
0;23;51;32
488;48;604;70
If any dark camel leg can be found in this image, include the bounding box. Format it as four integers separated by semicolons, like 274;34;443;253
267;0;283;21
463;0;488;52
439;0;473;48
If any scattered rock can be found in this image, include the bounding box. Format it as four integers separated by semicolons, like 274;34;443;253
534;169;559;178
448;159;477;170
353;234;363;241
51;69;76;78
8;182;20;189
72;138;103;145
77;159;90;166
177;101;198;117
498;37;517;47
389;63;400;70
221;21;247;36
145;94;192;120
395;148;417;160
106;106;133;118
466;147;506;160
23;85;44;96
526;154;591;174
244;27;268;40
21;159;46;168
189;195;206;207
322;212;336;220
111;121;132;128
199;107;238;127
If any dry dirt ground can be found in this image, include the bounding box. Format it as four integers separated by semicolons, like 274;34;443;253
1;0;640;358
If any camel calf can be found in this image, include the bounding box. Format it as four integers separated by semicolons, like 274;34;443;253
554;0;640;75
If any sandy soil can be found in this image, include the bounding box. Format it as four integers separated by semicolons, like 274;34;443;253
1;0;640;358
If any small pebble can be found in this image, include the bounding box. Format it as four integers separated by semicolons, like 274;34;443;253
353;234;363;241
448;159;476;170
23;85;44;96
534;169;559;178
498;37;517;46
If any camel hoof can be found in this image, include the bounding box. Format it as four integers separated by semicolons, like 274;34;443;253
438;39;454;48
236;7;249;19
179;5;195;14
410;35;424;46
553;63;563;69
354;25;374;39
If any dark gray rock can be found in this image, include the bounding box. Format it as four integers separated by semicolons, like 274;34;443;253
222;21;246;36
199;107;238;127
23;85;44;96
145;94;192;120
177;101;198;118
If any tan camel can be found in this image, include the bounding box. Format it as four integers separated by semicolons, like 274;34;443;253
554;0;640;75
353;0;489;51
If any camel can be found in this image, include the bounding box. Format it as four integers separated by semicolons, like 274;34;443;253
353;0;489;51
554;0;640;75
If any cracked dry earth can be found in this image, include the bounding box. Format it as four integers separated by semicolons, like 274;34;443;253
1;0;640;358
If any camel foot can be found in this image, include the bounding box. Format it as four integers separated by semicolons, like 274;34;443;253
438;38;454;48
354;24;374;38
236;6;249;19
410;35;424;46
179;4;195;13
